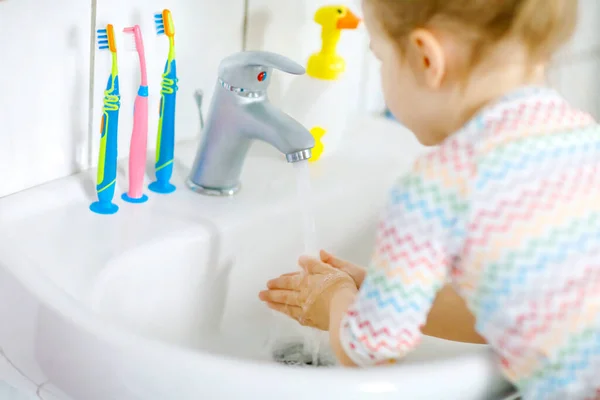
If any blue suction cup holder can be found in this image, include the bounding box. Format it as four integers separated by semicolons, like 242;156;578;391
121;193;149;203
89;201;119;215
148;181;176;194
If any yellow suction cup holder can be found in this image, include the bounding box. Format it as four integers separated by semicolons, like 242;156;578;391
309;126;326;163
306;5;361;80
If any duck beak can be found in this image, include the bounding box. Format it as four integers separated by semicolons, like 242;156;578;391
336;9;361;30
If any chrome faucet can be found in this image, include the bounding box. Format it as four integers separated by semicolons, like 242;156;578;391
187;51;315;196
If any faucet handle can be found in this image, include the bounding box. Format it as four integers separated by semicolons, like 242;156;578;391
218;51;305;92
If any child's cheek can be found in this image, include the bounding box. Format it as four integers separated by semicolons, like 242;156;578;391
381;63;408;124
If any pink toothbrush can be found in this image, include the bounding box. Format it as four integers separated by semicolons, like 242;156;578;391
122;25;149;204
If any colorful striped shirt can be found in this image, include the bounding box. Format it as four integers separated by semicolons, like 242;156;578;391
340;86;600;399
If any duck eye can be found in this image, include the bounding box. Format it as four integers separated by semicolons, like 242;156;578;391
337;8;343;14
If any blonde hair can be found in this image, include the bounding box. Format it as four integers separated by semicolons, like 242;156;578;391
366;0;577;68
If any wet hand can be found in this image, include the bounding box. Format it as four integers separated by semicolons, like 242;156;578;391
319;250;366;288
259;255;357;331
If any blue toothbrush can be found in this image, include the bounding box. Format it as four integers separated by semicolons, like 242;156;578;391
90;24;120;215
148;9;178;194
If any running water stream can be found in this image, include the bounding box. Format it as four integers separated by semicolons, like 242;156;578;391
293;160;321;365
267;160;322;366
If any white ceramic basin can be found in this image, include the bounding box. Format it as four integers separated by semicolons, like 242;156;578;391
0;116;512;399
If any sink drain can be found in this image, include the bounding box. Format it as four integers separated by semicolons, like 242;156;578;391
272;342;336;367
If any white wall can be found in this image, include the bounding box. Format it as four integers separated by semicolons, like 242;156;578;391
0;0;93;198
1;0;600;198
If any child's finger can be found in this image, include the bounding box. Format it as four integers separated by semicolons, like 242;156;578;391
259;289;300;306
320;249;365;288
298;255;329;274
267;273;303;290
320;250;350;270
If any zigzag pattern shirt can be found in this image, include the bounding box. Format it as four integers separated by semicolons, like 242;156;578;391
340;87;600;399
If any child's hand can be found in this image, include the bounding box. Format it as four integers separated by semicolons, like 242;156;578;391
259;255;357;331
319;250;366;288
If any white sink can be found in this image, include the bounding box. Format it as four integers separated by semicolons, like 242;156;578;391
0;116;512;399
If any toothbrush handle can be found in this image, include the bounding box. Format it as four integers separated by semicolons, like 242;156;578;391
156;59;177;183
128;87;149;198
97;75;120;203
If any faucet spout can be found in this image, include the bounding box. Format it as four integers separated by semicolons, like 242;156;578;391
187;51;315;197
245;100;314;158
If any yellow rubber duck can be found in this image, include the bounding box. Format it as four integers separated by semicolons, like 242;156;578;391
309;126;326;163
307;6;361;81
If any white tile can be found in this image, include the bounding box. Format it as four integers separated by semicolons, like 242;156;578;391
552;58;600;119
245;0;369;112
0;0;92;198
91;0;245;170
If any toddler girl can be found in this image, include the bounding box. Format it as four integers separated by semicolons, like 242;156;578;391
259;0;600;398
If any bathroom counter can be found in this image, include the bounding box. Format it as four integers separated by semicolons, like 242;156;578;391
0;115;421;222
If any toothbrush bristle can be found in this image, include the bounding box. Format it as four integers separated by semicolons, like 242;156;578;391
154;12;165;35
125;35;138;51
122;27;138;51
96;29;109;50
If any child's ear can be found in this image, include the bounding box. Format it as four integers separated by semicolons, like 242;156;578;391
407;28;446;89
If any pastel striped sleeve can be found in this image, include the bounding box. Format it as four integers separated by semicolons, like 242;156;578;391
339;151;470;366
